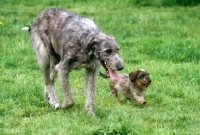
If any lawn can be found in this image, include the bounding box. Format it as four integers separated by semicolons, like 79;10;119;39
0;0;200;134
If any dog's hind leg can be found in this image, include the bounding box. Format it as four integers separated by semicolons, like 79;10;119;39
30;33;60;109
43;66;60;109
50;56;60;85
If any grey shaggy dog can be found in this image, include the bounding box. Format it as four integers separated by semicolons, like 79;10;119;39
23;8;124;116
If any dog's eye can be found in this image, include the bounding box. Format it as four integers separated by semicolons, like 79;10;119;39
140;74;145;78
105;49;112;54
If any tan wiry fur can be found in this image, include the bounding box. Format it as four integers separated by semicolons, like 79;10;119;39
107;69;151;104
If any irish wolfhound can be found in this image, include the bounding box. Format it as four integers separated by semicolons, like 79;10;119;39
23;8;124;116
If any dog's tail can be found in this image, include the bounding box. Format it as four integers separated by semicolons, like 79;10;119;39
99;71;110;79
22;25;31;33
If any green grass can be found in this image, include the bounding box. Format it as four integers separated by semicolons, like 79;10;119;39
0;0;200;134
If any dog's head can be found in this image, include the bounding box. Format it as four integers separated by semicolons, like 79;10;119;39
88;34;124;81
129;69;151;89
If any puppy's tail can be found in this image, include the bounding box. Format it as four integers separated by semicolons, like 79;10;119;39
22;25;31;33
99;71;110;79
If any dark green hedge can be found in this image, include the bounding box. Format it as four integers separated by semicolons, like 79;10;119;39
132;0;200;7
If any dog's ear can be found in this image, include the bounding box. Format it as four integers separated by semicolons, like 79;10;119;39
129;70;138;82
86;36;101;53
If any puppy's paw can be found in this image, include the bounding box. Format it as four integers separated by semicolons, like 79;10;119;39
138;99;146;105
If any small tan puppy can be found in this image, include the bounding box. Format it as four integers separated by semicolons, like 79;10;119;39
100;69;151;104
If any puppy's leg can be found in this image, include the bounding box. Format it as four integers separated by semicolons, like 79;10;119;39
31;34;60;109
135;97;146;104
85;65;99;116
109;81;121;102
59;61;75;109
138;93;146;104
132;93;146;104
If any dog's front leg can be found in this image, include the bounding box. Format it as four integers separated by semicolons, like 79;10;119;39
85;66;98;116
59;64;75;109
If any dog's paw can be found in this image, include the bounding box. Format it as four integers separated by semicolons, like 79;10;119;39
49;101;60;109
44;91;60;108
86;108;96;117
54;103;60;109
44;96;60;109
62;100;75;109
87;111;96;117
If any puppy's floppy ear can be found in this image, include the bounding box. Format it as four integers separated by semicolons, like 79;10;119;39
129;70;138;82
86;36;100;53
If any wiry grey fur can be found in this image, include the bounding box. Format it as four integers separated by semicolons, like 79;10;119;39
23;8;124;116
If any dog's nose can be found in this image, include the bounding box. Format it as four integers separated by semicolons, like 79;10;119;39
117;64;124;71
148;78;151;83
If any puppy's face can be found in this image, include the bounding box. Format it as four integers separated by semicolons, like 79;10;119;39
129;69;151;89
